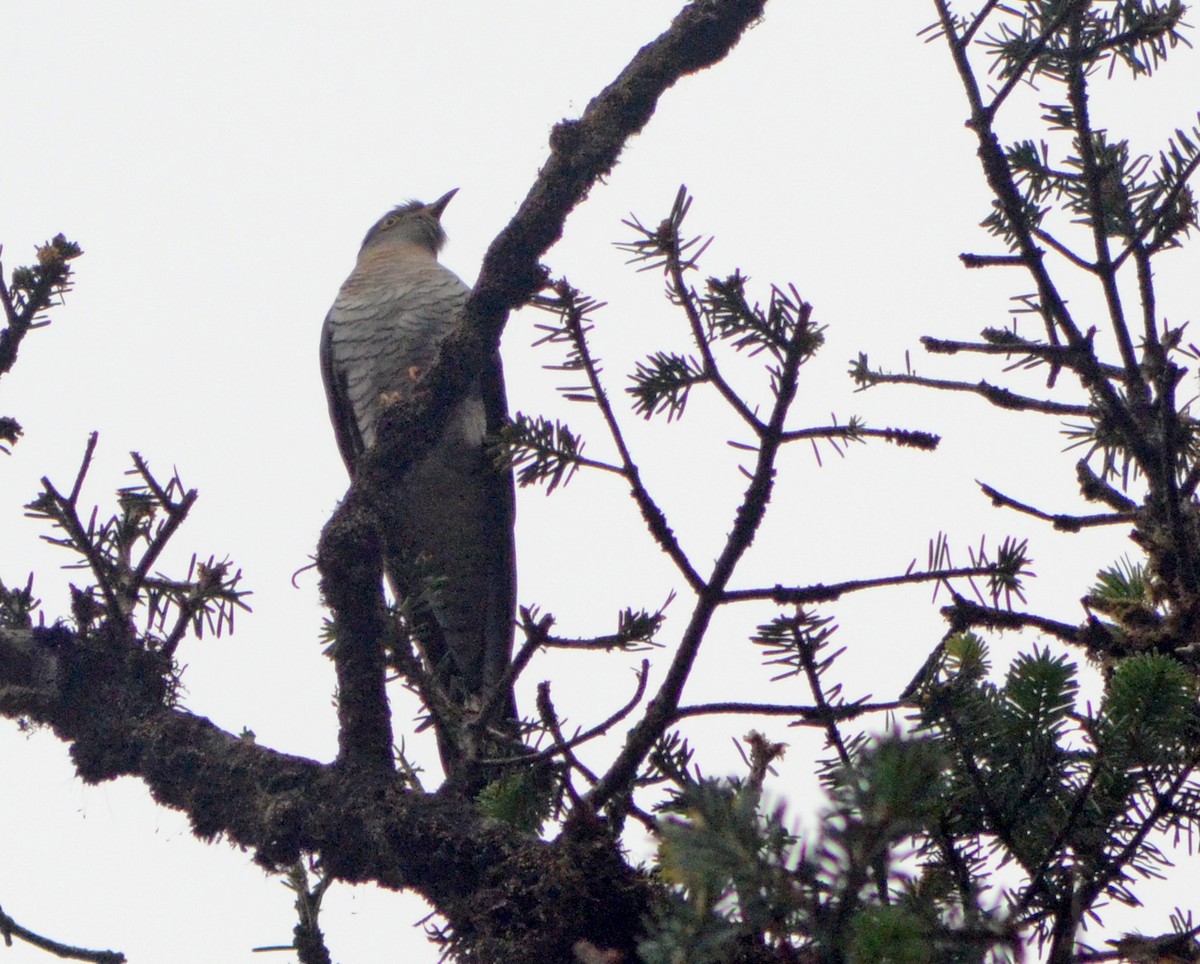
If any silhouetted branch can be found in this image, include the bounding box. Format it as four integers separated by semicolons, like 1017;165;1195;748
959;252;1025;268
853;362;1091;416
778;423;940;450
921;334;1125;380
671;699;902;723
940;593;1081;645
590;295;815;812
532;280;706;591
0;903;124;964
977;481;1138;532
722;561;1022;606
515;661;651;769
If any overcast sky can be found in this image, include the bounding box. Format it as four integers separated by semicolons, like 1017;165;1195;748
1;3;1198;961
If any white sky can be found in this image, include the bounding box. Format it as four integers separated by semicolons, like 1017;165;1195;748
1;3;1197;961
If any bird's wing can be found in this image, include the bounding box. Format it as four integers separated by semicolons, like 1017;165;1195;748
319;309;366;475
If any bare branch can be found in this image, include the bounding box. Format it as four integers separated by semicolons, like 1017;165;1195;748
510;661;651;769
778;422;940;451
589;297;815;811
672;699;902;723
921;334;1126;381
722;561;1024;606
0;903;124;964
977;481;1138;532
854;363;1091;416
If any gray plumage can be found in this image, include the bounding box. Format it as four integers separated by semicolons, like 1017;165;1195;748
319;190;516;728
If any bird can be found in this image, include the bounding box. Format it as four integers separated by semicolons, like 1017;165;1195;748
319;190;517;765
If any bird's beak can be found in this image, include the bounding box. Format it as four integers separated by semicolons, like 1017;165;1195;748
427;188;459;221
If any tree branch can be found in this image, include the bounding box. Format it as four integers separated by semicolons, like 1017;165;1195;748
977;481;1138;532
0;903;124;964
0;3;773;959
940;593;1082;646
317;0;768;792
588;298;812;812
672;699;901;723
856;366;1091;416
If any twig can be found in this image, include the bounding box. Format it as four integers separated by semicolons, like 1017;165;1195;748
536;682;595;800
920;335;1126;380
662;193;762;433
722;561;1025;606
1064;17;1143;394
858;369;1090;416
796;625;853;767
68;432;99;504
977;481;1138;532
959;252;1025;268
1031;227;1097;272
556;282;706;592
129;455;198;590
980;3;1079;122
35;477;123;622
1113;151;1200;267
778;423;940;450
941;593;1081;645
672;699;901;724
0;904;124;963
502;660;651;768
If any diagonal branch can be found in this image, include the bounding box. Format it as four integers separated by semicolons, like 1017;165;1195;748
0;903;124;964
317;0;768;781
588;298;813;813
349;0;770;494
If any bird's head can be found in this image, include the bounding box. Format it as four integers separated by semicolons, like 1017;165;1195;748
359;188;458;257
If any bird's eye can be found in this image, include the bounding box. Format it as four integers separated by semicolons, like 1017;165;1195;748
382;215;400;229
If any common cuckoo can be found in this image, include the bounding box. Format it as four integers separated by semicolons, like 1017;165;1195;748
319;190;517;745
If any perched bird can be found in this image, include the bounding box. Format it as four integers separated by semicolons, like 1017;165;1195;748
319;191;517;755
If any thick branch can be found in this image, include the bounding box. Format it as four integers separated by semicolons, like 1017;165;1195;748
317;500;394;775
354;0;770;492
0;622;651;961
1;4;769;959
